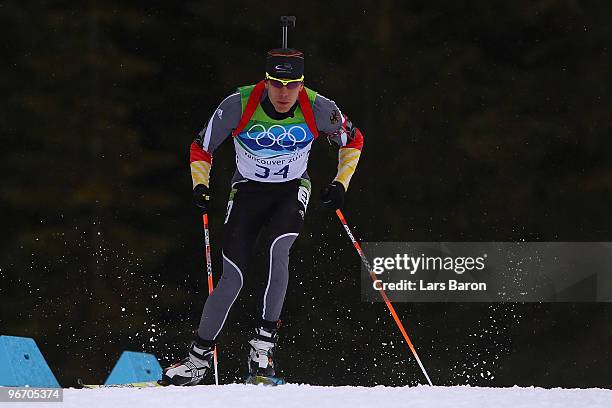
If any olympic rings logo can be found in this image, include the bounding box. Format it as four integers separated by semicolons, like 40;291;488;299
245;124;308;148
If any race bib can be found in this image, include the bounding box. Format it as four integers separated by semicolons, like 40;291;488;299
234;123;314;183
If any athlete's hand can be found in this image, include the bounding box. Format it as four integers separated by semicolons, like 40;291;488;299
193;184;210;211
320;181;345;210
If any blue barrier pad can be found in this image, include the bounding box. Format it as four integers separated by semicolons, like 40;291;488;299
0;335;60;387
105;351;162;385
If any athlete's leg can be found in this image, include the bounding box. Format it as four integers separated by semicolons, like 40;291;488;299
246;180;309;378
197;182;267;341
260;179;310;322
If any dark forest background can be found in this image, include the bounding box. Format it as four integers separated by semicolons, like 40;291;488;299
1;1;611;388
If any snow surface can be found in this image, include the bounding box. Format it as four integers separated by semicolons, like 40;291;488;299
50;384;612;408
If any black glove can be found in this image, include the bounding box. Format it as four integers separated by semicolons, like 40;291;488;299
192;184;210;211
320;181;345;210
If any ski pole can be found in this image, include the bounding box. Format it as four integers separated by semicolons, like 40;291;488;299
202;213;219;386
335;209;433;386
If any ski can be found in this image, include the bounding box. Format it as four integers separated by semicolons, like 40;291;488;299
76;377;286;388
245;375;286;386
76;378;164;389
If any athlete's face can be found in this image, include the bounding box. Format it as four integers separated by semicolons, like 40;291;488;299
265;80;304;113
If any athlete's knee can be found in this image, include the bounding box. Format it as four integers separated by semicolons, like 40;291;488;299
267;233;298;277
268;233;299;258
216;251;244;294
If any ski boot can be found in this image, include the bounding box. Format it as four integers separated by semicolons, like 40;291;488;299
160;336;214;386
245;325;286;386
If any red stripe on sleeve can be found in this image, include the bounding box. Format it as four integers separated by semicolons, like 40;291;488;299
190;141;212;164
344;128;364;150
